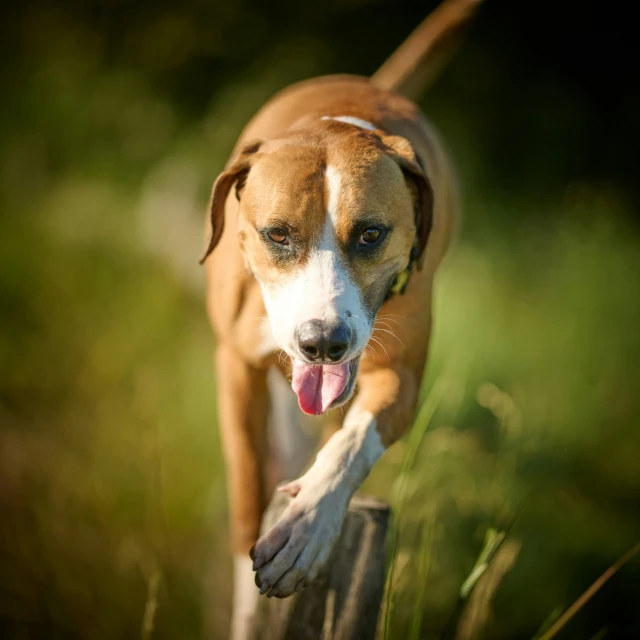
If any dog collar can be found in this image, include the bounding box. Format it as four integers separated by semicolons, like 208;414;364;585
385;235;420;301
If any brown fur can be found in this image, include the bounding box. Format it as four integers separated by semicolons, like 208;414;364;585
204;75;458;552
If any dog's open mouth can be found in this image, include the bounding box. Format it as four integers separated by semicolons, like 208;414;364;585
291;357;360;415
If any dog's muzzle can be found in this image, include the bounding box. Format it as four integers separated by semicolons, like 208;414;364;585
291;318;359;416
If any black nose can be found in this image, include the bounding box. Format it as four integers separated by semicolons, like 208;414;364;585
296;319;351;363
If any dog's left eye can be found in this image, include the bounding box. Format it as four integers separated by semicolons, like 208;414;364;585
267;228;289;245
359;227;383;245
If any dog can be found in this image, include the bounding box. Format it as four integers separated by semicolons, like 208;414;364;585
201;1;483;636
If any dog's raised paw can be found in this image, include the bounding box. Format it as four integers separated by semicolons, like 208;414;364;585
252;496;346;598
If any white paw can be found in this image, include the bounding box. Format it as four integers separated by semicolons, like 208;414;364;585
250;480;348;598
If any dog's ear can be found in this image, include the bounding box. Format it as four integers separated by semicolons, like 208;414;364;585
380;134;433;269
200;140;263;264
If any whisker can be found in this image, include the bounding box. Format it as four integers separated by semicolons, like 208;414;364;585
375;315;403;327
369;336;390;361
378;313;407;320
278;350;289;367
365;344;378;363
373;327;406;348
377;313;423;327
246;315;270;332
374;321;401;334
373;318;405;345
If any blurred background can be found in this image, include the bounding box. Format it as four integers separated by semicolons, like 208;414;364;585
1;1;639;638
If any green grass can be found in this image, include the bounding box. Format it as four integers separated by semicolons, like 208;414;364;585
368;215;640;639
3;190;638;638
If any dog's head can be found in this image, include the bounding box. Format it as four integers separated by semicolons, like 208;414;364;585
202;118;433;414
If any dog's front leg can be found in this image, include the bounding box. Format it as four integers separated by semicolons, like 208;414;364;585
216;343;270;639
252;365;420;598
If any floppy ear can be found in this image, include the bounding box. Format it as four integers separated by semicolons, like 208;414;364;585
380;134;434;269
200;140;263;264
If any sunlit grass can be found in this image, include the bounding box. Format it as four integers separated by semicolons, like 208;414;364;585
369;214;640;638
3;168;640;638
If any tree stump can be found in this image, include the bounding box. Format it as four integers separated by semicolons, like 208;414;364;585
255;490;390;640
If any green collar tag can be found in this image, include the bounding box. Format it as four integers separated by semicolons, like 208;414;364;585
389;268;411;296
385;236;420;300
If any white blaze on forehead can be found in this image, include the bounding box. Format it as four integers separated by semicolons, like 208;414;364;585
321;115;377;131
259;165;372;359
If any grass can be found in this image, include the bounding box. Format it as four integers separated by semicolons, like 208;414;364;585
367;214;640;639
3;167;640;640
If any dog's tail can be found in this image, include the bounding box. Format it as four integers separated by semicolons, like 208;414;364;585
371;0;484;99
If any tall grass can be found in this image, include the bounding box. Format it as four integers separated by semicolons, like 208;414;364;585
368;212;640;639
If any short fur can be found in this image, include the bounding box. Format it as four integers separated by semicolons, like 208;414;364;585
201;0;482;635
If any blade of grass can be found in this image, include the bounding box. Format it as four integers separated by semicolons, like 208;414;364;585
141;568;161;640
459;528;505;600
409;515;436;640
532;606;564;640
537;540;640;640
381;375;450;638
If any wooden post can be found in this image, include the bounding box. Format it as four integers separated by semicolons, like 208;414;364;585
255;490;390;640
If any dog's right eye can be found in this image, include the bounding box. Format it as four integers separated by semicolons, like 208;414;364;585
267;228;289;246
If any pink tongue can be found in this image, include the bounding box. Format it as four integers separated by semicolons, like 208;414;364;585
291;360;350;415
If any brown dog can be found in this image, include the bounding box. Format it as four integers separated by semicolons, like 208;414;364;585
202;1;482;636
